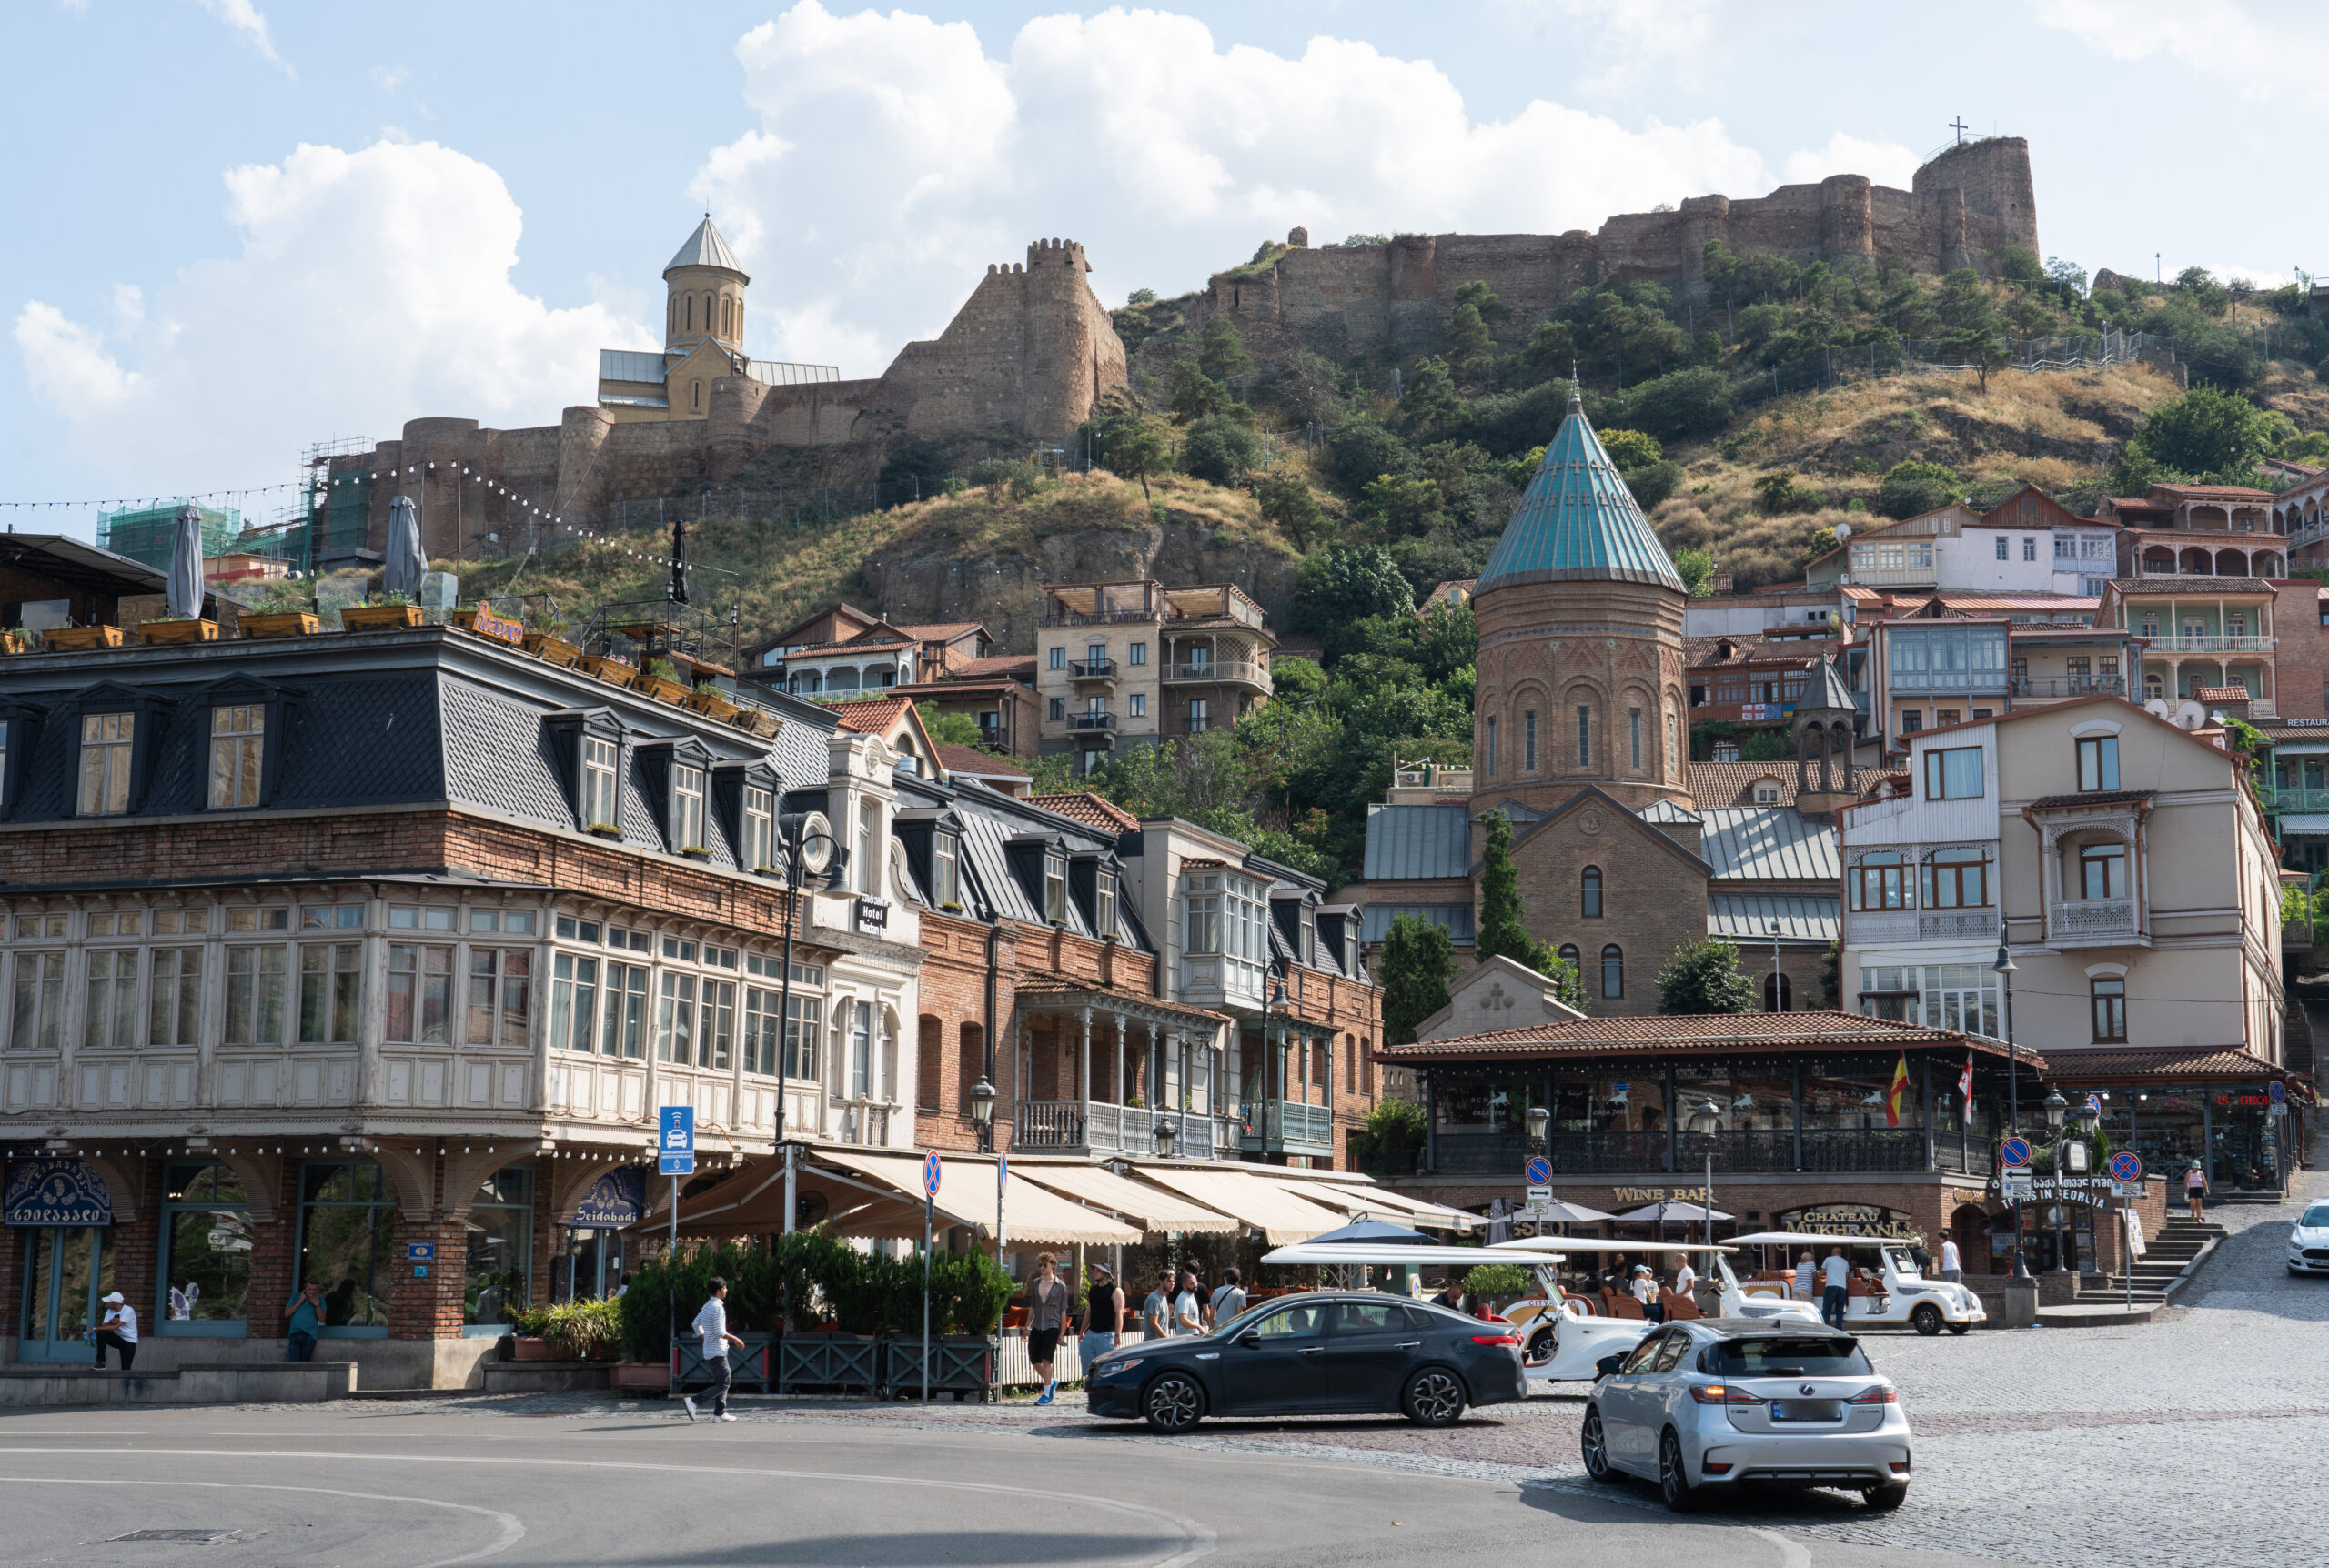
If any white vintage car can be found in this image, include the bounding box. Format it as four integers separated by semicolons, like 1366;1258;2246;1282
1487;1238;1820;1382
1726;1231;1986;1335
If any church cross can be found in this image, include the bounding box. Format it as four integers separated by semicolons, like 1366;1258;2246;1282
1949;117;1968;145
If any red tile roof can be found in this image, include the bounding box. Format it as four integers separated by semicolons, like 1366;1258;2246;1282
2192;686;2253;702
2147;483;2277;500
946;654;1038;680
934;744;1030;779
1686;762;1873;807
822;696;916;735
2041;1045;2302;1087
1027;792;1141;832
1381;1009;2033;1063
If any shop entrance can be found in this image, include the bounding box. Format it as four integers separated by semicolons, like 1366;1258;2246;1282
18;1225;113;1363
553;1229;627;1302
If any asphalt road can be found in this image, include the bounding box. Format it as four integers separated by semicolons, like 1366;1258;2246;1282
0;1402;1985;1568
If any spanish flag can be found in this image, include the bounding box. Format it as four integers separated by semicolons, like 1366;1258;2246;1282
1886;1052;1911;1129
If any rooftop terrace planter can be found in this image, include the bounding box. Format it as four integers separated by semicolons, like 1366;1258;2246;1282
139;618;219;645
687;687;741;722
637;673;691;706
0;632;27;656
730;708;781;738
47;625;124;651
341;604;422;633
580;654;636;688
238;611;319;639
524;632;582;668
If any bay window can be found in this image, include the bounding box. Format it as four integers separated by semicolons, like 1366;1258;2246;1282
387;944;452;1044
600;963;648;1058
551;953;599;1054
1850;850;1906;910
298;944;362;1045
658;972;697;1063
83;949;138;1050
224;946;287;1046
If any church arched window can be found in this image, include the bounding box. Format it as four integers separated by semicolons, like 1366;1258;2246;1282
1600;945;1624;1000
1581;867;1603;920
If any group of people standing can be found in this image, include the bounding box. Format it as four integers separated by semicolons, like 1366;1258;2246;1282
1022;1254;1250;1405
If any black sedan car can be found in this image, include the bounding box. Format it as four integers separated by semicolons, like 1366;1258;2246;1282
1084;1292;1527;1432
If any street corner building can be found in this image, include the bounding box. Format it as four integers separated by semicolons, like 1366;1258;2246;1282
0;616;1383;1389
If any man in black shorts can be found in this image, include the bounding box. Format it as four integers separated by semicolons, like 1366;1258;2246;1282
1027;1251;1071;1405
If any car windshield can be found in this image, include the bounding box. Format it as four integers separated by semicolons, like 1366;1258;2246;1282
1882;1247;1919;1276
1703;1337;1874;1377
2301;1206;2329;1231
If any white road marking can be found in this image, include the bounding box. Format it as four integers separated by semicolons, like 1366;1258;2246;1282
0;1475;525;1568
0;1448;1215;1568
1519;1477;1815;1567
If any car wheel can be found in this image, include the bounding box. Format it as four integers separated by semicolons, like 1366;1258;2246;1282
1141;1372;1204;1434
1911;1302;1943;1336
1863;1481;1910;1512
1580;1407;1613;1481
1526;1326;1556;1362
1402;1366;1467;1426
1658;1430;1700;1513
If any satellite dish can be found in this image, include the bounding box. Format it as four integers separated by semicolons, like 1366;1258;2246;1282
2144;699;2173;720
1834;522;1853;542
2173;700;2207;730
793;810;835;875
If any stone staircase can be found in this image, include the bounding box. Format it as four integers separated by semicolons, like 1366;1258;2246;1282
2078;1216;2224;1306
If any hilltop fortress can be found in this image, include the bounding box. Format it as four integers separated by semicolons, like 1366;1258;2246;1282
324;138;2035;562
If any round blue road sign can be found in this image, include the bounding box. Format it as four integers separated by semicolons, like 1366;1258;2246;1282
2108;1151;2142;1183
2000;1137;2032;1168
2270;1081;2287;1104
1525;1156;1553;1186
923;1150;943;1198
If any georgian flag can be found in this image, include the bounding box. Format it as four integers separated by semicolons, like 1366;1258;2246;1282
1960;1053;1975;1106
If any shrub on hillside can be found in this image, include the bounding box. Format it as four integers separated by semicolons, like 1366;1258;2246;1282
1327;418;1418;491
1180;414;1264;486
1466;380;1569;457
1621;367;1736;439
1290;543;1414;645
1624;458;1681;510
1877;459;1961;519
964;458;1040;500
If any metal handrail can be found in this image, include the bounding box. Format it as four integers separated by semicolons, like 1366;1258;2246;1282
1070;659;1117;678
1069;713;1117;731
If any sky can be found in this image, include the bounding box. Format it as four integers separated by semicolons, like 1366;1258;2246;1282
3;0;2322;538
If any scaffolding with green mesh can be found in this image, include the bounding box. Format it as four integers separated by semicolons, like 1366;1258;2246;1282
96;502;243;571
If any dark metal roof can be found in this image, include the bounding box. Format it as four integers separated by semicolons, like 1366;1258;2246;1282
1363;803;1470;880
0;533;167;595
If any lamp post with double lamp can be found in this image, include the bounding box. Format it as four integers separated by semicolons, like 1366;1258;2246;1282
1767;920;1784;1012
2040;1088;2070;1273
774;811;846;1230
1525;1104;1550;1240
1992;944;2028;1279
2070;1092;2102;1272
1689;1099;1722;1265
970;1076;1003;1270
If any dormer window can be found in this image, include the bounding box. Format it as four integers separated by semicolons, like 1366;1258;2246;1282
933;832;961;909
1752;779;1781;805
1044;853;1066;923
79;712;134;816
742;785;775;871
209;704;266;809
672;765;707;850
583;738;620;829
1095;869;1117;940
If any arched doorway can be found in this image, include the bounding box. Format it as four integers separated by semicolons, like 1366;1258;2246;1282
1763;970;1791;1012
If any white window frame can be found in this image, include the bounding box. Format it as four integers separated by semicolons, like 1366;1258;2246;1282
582;738;620;829
209;704;265;809
79;711;134;816
672;765;707;851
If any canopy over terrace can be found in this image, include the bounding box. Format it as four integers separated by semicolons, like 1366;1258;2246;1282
1259;1169;1477;1232
1008;1158;1239;1234
1127;1162;1354;1244
645;1146;1137;1247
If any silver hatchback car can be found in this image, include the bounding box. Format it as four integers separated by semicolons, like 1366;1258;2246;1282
1582;1319;1911;1513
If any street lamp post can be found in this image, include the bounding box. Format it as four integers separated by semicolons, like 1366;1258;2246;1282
1688;1099;1721;1265
1263;965;1291;1152
2043;1089;2070;1271
1768;920;1783;1012
969;1077;996;1153
774;810;844;1233
1525;1104;1549;1238
1992;945;2027;1279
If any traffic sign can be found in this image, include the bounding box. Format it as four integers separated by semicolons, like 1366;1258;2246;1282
2000;1136;2032;1169
2108;1151;2142;1184
407;1241;435;1261
997;1152;1008;1191
660;1104;695;1154
1527;1184;1553;1204
2002;1170;2034;1198
659;1152;694;1177
923;1150;943;1199
1524;1156;1553;1186
2111;1181;2142;1199
2269;1081;2288;1104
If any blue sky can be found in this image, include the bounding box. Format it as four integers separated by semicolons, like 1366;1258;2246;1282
3;1;2317;535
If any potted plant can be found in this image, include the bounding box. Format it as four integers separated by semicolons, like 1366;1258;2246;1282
524;617;582;668
47;624;126;651
138;616;220;645
0;627;30;655
890;1251;1011;1401
637;657;691;705
343;593;422;632
586;821;623;839
731;707;781;738
580;652;636;688
239;610;319;638
505;1305;559;1361
686;680;740;721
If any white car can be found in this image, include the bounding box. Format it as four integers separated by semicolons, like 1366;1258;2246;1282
2289;1201;2329;1276
1728;1233;1985;1335
1487;1239;1820;1382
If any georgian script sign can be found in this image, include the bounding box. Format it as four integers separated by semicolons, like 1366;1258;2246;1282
1775;1202;1920;1240
570;1167;646;1230
1991;1173;2122;1204
465;598;525;645
4;1158;113;1226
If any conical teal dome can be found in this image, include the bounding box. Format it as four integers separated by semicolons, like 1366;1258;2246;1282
1476;388;1684;593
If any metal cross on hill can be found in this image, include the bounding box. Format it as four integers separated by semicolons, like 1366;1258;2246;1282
1950;116;1969;144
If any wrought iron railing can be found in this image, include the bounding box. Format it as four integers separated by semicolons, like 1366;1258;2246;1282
2010;676;2124;698
1070;659;1117;678
2050;898;2137;939
1164;660;1267;685
1238;1098;1335;1153
1428;1128;1947;1175
1069;713;1117;732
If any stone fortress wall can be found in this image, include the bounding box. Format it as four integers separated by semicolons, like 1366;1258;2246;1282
335;239;1132;561
1164;137;2039;364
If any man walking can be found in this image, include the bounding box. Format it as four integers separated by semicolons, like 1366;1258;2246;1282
1208;1267;1246;1328
1027;1252;1071;1405
94;1292;138;1370
1173;1271;1204;1336
284;1280;324;1363
1141;1271;1175;1340
1820;1246;1850;1331
1937;1234;1963;1284
684;1276;744;1423
1080;1261;1124;1369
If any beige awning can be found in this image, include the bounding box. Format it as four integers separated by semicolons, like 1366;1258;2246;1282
1011;1161;1238;1233
1125;1164;1350;1244
644;1149;1137;1246
1292;1176;1478;1231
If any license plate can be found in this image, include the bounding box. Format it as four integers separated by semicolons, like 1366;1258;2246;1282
1769;1400;1844;1422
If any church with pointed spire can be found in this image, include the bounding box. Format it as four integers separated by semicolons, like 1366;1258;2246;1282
1362;389;1854;1018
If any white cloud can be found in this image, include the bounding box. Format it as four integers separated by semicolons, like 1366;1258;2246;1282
2036;0;2329;108
191;0;292;75
1782;132;1921;192
697;3;1792;371
14;139;652;496
1544;0;1724;95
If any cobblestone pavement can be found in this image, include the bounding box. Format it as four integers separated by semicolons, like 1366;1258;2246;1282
291;1179;2328;1565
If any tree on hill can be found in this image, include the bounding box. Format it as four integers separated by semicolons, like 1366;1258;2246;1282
1257;474;1326;552
1877;460;1961;519
1453;279;1512;326
1619;367;1734;439
1290;543;1415;647
1181;414;1264;486
1673;545;1718;597
878;438;953;507
1169;358;1231;423
1598;428;1662;470
1447;303;1496;377
2127;384;2274;485
1379;914;1458;1047
915;703;986;748
1656;940;1760;1014
1197;314;1254;386
1396;357;1468;440
1094;413;1168;498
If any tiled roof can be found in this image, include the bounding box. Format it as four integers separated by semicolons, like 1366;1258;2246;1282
2041;1045;2300;1085
2148;483;2277;500
1709;891;1840;944
947;654;1037;680
1476;388;1684;593
2025;789;2152;810
2112;578;2279;595
893;621;986;643
934;744;1030;779
1932;595;2098;614
1380;1009;2028;1062
1699;806;1839;881
2193;686;2252;701
1682;635;1823;668
1688;762;1807;806
1364;802;1473;881
822;696;916;735
1027;792;1140;832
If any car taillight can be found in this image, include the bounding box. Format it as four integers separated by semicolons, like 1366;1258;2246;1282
1850;1385;1899;1404
1471;1333;1521;1346
1689;1383;1766;1405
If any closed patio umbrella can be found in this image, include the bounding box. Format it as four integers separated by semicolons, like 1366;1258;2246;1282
384;495;425;598
669;518;690;605
166;504;204;619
